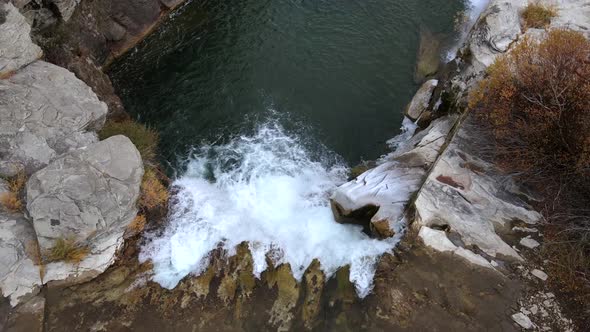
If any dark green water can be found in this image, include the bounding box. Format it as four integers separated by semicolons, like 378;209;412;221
110;0;467;169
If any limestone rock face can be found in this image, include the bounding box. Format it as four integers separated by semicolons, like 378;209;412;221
0;213;42;307
49;0;80;22
0;2;43;77
468;0;524;70
413;119;541;260
550;0;590;37
0;61;107;176
26;135;143;251
405;79;437;121
331;117;456;238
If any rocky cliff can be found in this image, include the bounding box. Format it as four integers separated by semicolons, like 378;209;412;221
0;0;146;321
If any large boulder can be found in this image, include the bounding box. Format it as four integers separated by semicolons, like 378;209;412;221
0;213;42;307
26;135;143;250
0;61;107;176
331;117;456;238
404;79;437;121
0;2;43;77
26;135;143;284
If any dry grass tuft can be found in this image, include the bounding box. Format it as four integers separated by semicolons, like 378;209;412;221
99;120;159;163
0;172;27;212
522;2;557;29
128;214;147;234
139;168;168;212
45;237;90;264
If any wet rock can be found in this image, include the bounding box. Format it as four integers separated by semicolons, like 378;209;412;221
0;2;43;77
405;79;438;121
27;135;143;250
0;61;107;176
414;118;541;260
49;0;80;22
331;117;456;238
520;237;540;249
414;28;442;82
512;312;533;329
0;212;42;307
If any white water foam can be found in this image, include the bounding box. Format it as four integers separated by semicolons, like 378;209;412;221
140;121;401;298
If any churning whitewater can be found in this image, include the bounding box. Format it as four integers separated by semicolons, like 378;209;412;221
139;120;403;297
137;0;489;299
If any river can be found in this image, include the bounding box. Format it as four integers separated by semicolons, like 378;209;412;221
110;0;480;298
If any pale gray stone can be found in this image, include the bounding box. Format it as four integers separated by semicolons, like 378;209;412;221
414;118;541;260
0;61;107;176
49;0;80;22
520;237;540;249
160;0;185;9
468;1;524;69
0;213;42;307
0;2;43;77
512;312;533;329
331;117;456;238
532;269;548;281
405;79;437;121
26;135;143;251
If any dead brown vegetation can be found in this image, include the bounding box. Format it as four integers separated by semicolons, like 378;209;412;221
470;29;590;325
0;172;26;212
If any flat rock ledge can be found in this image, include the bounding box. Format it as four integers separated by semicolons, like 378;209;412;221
0;60;108;176
413;118;541;261
331;116;456;238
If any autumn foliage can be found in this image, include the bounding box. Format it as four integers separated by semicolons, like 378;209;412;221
470;29;590;320
0;172;26;212
470;29;590;183
521;3;557;29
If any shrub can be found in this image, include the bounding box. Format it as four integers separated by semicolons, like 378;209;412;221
139;168;168;213
0;172;26;212
470;29;590;325
128;214;147;234
521;3;557;29
45;237;90;264
99;120;159;163
470;29;590;182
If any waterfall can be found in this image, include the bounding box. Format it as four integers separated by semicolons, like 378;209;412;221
140;118;403;298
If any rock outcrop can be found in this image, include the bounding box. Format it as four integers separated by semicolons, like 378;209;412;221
26;135;143;285
404;79;437;121
0;60;107;176
331;116;456;238
49;0;81;22
468;1;523;70
27;135;143;250
0;213;42;307
413;119;541;260
0;2;42;77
